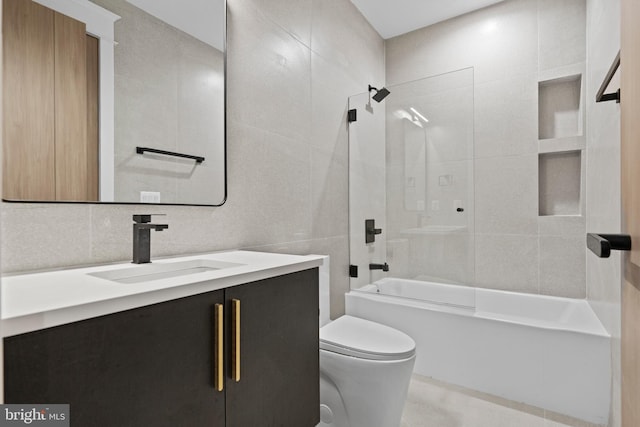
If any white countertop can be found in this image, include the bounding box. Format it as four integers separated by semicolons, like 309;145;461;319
2;251;325;337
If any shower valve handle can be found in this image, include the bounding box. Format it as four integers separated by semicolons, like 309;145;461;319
365;219;382;244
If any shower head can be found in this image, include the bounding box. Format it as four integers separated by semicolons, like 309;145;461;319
369;85;391;102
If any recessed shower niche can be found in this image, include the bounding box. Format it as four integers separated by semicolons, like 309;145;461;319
538;151;582;216
538;75;583;140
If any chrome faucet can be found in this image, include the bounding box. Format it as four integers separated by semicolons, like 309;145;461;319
132;214;169;264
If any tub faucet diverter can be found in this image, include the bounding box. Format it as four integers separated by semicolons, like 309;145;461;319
132;214;169;264
369;263;389;272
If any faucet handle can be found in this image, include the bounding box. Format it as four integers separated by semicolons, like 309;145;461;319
133;214;167;223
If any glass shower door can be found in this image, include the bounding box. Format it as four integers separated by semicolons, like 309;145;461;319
348;90;388;291
348;68;475;300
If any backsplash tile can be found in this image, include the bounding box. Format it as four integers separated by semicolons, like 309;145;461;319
2;204;92;273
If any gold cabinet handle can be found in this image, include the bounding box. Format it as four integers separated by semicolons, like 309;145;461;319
214;303;224;392
231;299;241;382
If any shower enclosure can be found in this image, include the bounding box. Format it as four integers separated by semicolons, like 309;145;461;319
346;68;612;424
349;68;475;295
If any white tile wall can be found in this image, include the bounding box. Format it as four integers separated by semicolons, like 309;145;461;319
233;0;313;47
475;234;539;293
474;74;539;159
475;154;539;235
228;6;312;141
386;0;539;86
539;235;586;297
586;0;622;426
310;0;384;87
385;0;587;298
538;0;587;72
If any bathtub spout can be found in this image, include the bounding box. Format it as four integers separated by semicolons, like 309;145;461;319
369;263;389;272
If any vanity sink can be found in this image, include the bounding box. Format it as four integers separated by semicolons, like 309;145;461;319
88;259;244;284
2;250;325;337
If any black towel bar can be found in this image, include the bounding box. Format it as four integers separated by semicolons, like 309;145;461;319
586;233;631;258
136;147;205;163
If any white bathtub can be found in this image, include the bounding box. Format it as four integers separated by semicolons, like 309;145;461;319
345;277;611;424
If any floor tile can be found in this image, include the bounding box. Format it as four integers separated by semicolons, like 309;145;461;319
401;375;604;427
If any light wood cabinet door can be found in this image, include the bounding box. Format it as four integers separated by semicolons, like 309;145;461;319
2;0;56;200
2;0;98;201
53;10;88;201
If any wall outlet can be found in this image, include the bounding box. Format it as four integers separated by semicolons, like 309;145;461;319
140;191;161;203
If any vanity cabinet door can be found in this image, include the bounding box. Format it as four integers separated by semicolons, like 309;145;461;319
4;290;226;427
224;268;320;427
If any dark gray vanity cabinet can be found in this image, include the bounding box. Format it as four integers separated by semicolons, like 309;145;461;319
4;268;319;427
5;288;226;426
224;269;319;427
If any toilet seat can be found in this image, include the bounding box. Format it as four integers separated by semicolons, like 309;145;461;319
320;315;415;361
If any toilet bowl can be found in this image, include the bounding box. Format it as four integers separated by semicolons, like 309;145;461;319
318;315;416;427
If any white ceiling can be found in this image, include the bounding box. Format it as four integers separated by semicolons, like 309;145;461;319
350;0;505;39
126;0;224;51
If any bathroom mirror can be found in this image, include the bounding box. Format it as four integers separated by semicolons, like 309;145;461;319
2;0;226;206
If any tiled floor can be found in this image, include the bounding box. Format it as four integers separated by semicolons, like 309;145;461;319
401;375;604;427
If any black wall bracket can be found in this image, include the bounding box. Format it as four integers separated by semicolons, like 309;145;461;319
349;265;358;278
596;51;621;103
587;233;631;258
348;109;357;123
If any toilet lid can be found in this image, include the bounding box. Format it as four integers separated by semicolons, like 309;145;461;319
320;316;416;361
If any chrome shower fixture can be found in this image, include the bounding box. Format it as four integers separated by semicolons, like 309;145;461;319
368;84;391;102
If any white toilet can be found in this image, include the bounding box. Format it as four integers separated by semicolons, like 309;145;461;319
315;258;415;427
